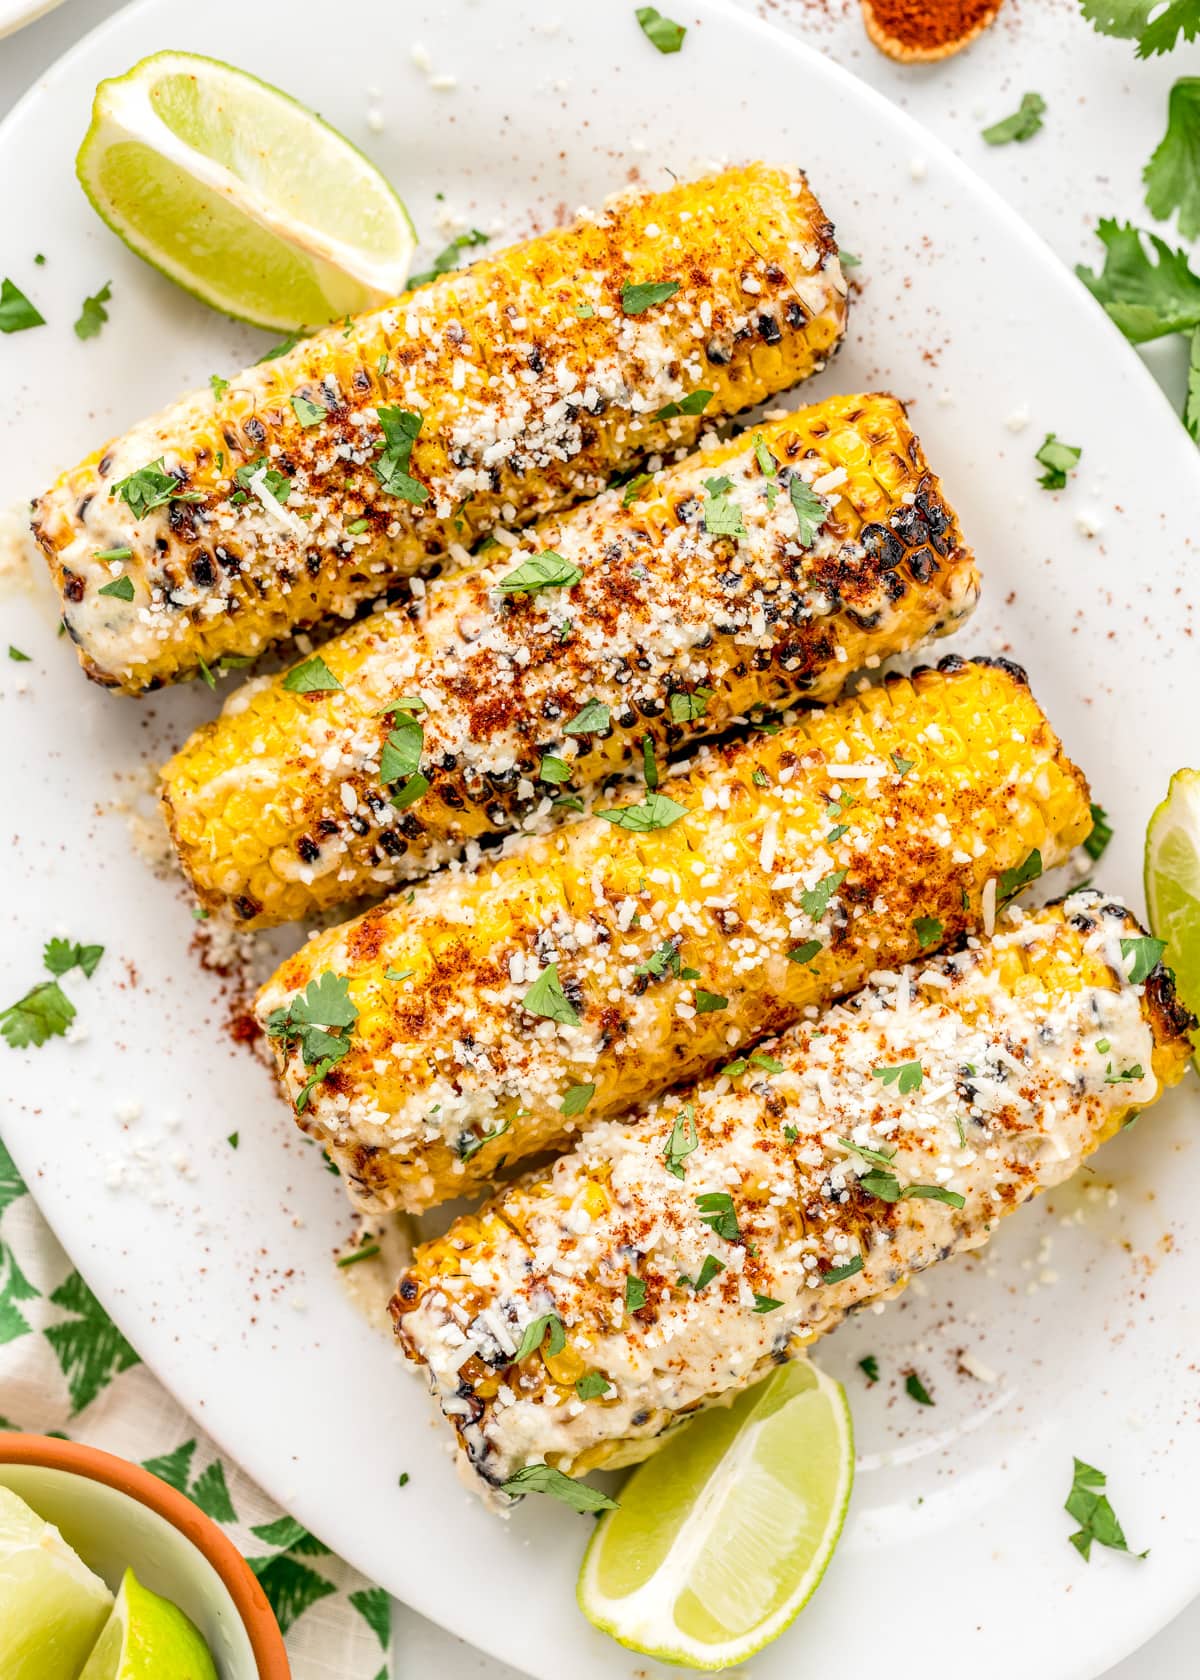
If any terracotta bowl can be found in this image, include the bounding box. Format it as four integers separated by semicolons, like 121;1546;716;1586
0;1433;290;1679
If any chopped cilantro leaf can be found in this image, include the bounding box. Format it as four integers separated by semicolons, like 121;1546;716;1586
914;916;943;950
210;374;230;398
563;697;610;736
8;646;30;662
576;1372;612;1400
73;281;112;341
873;1060;924;1095
642;736;659;789
457;1117;510;1162
499;1463;617;1512
982;91;1046;145
290;393;327;427
694;989;728;1013
0;278;44;333
859;1355;880;1382
98;576;134;601
1035;433;1082;489
596;792;687;831
227;1132;239;1148
702;474;746;538
695;1191;739;1242
821;1256;863;1285
622;472;653;506
1;981;75;1048
998;849;1043;900
539;755;572;785
1104;1062;1145;1084
753;432;776;475
799;870;846;921
625;1274;647;1312
407;228;489;290
1065;1455;1145;1560
1120;935;1166;983
654;388;712;420
255;331;304;363
521;963;580;1027
1084;802;1113;861
561;1082;596;1117
621;279;680;314
789;475;826;545
753;1293;783;1313
635;5;686;52
233;458;292;502
787;939;823;966
379;709;423;786
664;1104;699;1178
390;771;429;811
669;688;712;723
283;655;342;694
498;550;582;593
513;1312;566;1363
687;1254;725;1291
891;752;915;777
905;1371;935;1406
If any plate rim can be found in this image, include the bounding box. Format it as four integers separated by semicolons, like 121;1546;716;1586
3;0;1198;1675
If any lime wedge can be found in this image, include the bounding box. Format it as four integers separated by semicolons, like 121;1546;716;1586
577;1359;853;1671
0;1484;113;1680
78;1567;218;1680
1145;766;1200;1064
76;51;416;330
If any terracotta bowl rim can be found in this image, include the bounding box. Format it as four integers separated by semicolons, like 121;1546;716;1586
0;1431;290;1679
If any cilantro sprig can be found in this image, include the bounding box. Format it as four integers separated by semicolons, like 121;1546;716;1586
2;936;104;1050
1081;0;1200;59
110;459;204;518
264;971;358;1112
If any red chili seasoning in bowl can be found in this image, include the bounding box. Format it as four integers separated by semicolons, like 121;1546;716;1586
861;0;1003;61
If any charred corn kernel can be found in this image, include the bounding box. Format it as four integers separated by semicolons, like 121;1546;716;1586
161;393;977;928
392;893;1196;1494
256;656;1092;1213
32;163;848;694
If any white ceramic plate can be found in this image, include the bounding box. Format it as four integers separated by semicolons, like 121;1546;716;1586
3;2;1199;1676
0;0;69;42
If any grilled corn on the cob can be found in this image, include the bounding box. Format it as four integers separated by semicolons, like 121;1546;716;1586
392;893;1195;1494
255;656;1091;1212
32;163;848;693
162;393;977;927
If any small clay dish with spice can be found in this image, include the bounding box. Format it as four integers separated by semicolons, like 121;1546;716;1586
861;0;1003;61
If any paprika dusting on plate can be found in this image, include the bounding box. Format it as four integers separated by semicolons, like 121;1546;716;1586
861;0;1002;61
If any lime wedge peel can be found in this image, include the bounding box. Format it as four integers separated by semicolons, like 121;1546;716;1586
0;1484;113;1680
1145;766;1200;1065
78;1566;218;1680
76;51;416;331
578;1359;853;1671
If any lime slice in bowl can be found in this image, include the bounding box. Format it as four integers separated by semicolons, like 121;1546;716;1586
78;1566;218;1680
578;1359;853;1671
0;1484;113;1680
76;51;416;331
1145;766;1200;1064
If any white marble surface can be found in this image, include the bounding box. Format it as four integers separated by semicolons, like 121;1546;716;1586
2;1;1195;1673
